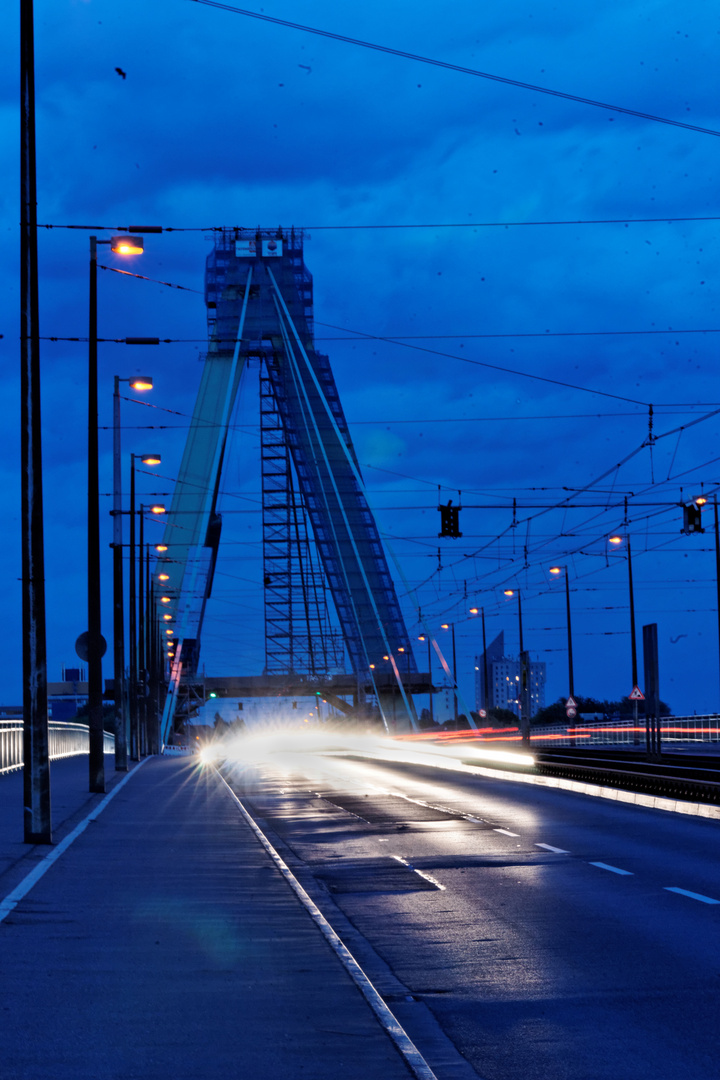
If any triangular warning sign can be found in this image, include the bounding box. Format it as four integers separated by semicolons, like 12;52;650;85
566;696;578;709
629;685;645;701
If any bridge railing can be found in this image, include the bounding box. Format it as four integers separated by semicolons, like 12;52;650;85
0;720;115;775
529;716;720;747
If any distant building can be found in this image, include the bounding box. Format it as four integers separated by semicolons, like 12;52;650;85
475;631;546;719
47;666;88;722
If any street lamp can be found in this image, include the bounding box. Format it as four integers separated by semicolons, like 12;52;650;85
441;623;458;722
88;233;144;794
129;453;162;759
112;375;153;771
550;566;575;703
472;606;490;718
418;633;433;724
608;533;642;745
503;589;529;743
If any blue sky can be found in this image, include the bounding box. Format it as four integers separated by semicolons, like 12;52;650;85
2;0;719;715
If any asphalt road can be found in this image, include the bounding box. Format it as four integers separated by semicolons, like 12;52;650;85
224;742;720;1080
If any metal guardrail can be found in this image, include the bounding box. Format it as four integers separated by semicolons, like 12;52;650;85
0;720;115;775
530;715;720;747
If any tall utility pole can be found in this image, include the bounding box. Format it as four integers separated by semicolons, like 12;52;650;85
112;377;128;770
21;0;51;842
715;496;720;708
563;568;574;700
481;607;489;715
87;236;105;793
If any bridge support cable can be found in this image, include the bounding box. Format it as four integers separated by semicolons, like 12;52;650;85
270;306;392;730
158;268;252;744
269;274;417;728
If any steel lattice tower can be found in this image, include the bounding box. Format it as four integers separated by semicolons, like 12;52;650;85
158;228;417;737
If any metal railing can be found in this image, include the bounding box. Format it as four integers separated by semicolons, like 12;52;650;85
0;720;115;775
529;715;720;748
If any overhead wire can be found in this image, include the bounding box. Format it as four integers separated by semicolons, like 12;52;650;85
186;1;720;138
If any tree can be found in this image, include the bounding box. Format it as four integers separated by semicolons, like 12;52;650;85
486;707;519;726
418;707;439;730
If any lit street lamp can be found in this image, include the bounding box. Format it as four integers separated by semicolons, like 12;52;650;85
469;605;489;717
549;566;575;702
88;234;144;793
440;623;458;722
112;374;153;771
418;633;433;723
129;453;162;758
504;589;529;744
609;533;642;746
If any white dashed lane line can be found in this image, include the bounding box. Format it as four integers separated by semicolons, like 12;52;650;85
589;862;634;876
664;887;720;905
535;843;570;854
494;828;520;837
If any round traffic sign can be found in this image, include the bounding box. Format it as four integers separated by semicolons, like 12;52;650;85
75;631;107;662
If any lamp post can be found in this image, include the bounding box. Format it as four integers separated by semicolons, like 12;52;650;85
504;589;529;744
129;453;161;759
112;375;153;771
609;533;640;743
550;566;574;701
469;605;489;717
481;608;489;716
88;233;144;793
440;624;458;723
418;633;433;723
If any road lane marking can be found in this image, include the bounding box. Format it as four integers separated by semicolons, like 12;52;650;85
589;861;634;875
664;886;720;905
493;828;520;837
535;843;569;854
391;854;446;891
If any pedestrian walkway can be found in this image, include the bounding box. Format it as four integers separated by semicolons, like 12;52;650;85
0;755;416;1079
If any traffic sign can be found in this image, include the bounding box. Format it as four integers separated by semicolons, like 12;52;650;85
75;631;107;662
566;696;578;709
629;685;645;701
566;707;577;719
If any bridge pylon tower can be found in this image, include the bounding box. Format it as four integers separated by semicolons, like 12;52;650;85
157;228;418;738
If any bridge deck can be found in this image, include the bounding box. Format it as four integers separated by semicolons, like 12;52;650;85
0;756;414;1079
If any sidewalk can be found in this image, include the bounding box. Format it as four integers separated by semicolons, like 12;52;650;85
0;756;416;1079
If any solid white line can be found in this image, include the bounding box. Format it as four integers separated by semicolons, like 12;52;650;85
589;861;634;876
214;768;440;1080
391;854;446;891
0;758;151;923
664;886;720;905
494;828;519;837
535;842;570;854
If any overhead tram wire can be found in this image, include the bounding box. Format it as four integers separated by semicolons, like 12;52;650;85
186;1;720;138
37;339;652;407
397;414;720;595
36;216;720;233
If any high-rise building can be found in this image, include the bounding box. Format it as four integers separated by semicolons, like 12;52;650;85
475;631;546;719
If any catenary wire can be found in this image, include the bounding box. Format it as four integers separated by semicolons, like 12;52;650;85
186;1;720;138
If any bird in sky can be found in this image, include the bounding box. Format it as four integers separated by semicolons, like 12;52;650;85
115;67;127;79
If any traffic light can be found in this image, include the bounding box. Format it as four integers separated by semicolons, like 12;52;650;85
438;501;462;538
682;503;704;534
